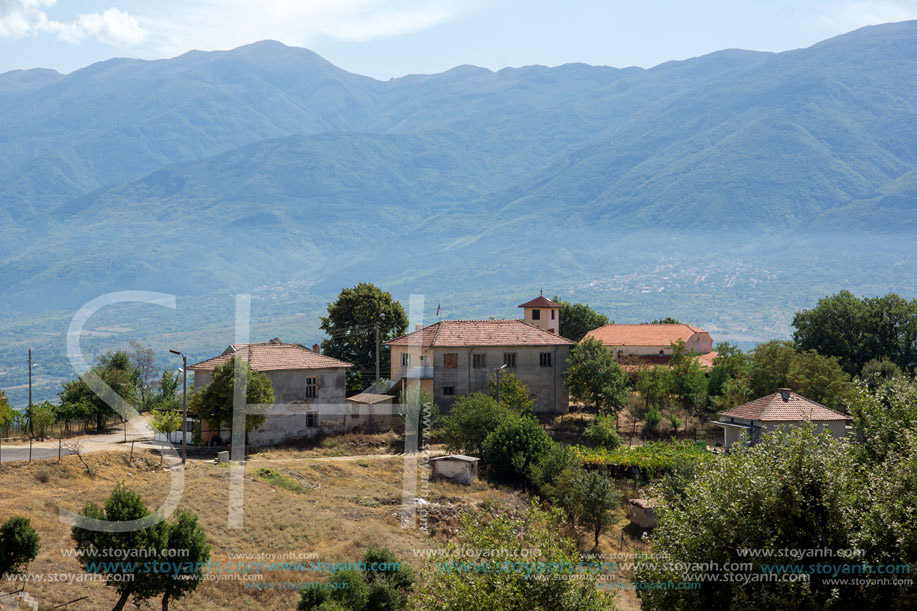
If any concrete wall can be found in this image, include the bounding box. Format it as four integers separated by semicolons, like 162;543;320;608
192;367;348;446
430;345;570;414
606;331;714;359
432;459;478;485
720;418;847;450
521;308;559;335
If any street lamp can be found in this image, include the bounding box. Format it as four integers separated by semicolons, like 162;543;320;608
496;363;508;404
169;349;188;465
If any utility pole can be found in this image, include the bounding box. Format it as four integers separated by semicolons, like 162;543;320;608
496;364;507;404
374;323;381;384
181;355;187;465
28;349;32;436
169;350;189;465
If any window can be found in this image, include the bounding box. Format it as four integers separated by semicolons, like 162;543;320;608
305;376;318;398
658;350;665;356
532;310;541;320
617;350;624;359
442;386;455;396
503;352;516;368
443;353;458;368
306;412;317;427
551;309;555;320
472;354;486;368
540;352;552;367
401;352;410;367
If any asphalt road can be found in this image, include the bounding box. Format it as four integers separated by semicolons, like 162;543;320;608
0;445;75;463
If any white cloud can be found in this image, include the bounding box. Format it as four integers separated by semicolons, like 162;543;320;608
141;0;469;55
52;8;145;46
817;0;917;30
0;0;145;46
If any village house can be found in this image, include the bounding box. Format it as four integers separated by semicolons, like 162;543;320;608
384;317;574;413
584;322;717;370
713;388;852;450
188;338;352;446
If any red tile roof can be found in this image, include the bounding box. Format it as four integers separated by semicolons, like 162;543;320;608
189;340;352;372
718;390;851;422
384;320;574;347
585;323;709;347
518;296;561;309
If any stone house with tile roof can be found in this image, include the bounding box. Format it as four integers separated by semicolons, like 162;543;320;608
584;323;717;371
713;388;852;449
385;319;574;413
188;338;353;446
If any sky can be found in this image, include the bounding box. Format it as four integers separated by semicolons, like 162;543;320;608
1;0;916;78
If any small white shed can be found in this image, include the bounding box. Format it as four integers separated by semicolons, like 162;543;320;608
627;498;658;529
430;455;480;485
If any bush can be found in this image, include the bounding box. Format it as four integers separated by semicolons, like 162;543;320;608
440;393;514;456
298;547;413;611
0;516;40;577
584;413;622;450
644;407;662;431
480;417;553;483
414;501;610;610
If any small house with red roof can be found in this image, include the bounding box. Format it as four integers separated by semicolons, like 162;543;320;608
713;388;852;449
518;293;562;335
188;338;353;445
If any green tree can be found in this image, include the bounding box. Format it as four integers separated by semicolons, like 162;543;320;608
0;390;16;437
584;413;622;450
480;417;553;484
529;443;584;526
575;470;621;548
0;516;40;577
785;349;853;410
636;366;672;412
298;547;413;611
711;377;753;412
189;356;273;438
59;350;140;431
793;291;917;376
414;501;610;610
320;283;408;393
27;401;56;437
707;342;749;398
860;357;903;388
552;297;610;342
643;407;662;432
668;340;708;418
747;340;796;397
488;371;534;416
848;376;917;465
565;337;629;419
440;393;514;456
156;510;210;611
71;485;170;611
647;317;681;324
635;425;856;610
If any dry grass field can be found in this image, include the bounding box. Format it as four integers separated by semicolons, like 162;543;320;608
0;449;530;610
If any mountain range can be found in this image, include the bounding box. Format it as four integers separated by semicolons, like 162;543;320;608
1;21;915;309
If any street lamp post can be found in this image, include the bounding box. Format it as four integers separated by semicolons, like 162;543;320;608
496;364;507;404
169;349;188;465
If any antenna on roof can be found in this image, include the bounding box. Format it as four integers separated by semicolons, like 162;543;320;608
540;288;543;297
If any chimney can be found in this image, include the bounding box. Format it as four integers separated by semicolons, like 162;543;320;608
312;344;320;354
415;323;424;332
778;388;791;402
